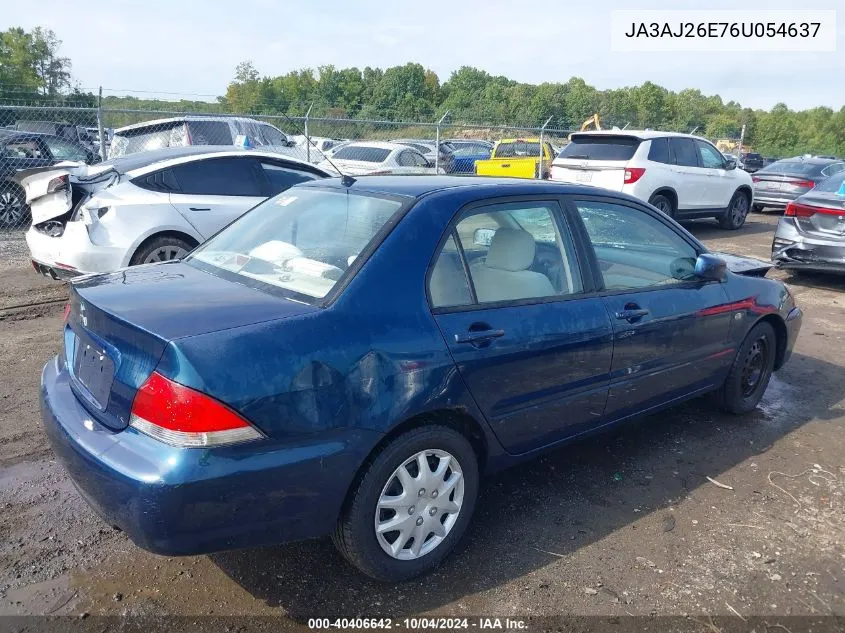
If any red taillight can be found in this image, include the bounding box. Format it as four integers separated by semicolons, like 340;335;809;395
792;180;816;189
47;174;69;194
130;371;262;447
752;176;761;183
623;167;645;184
785;201;845;218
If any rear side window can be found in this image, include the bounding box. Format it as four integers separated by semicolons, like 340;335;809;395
186;121;232;145
333;146;391;162
820;163;845;177
558;135;640;161
170;157;263;196
647;138;671;163
670;138;698;167
260;161;319;194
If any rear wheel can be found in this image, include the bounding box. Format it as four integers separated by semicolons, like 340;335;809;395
719;191;750;230
130;235;196;266
715;321;776;414
332;425;479;581
0;184;30;229
649;193;675;218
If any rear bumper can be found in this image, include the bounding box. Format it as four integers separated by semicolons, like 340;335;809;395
26;223;127;277
752;190;796;209
772;219;845;272
40;357;381;556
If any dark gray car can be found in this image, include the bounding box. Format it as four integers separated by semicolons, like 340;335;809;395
772;171;845;273
753;157;845;212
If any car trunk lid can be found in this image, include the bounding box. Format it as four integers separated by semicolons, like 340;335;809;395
14;163;117;226
550;134;641;190
550;159;629;189
790;192;845;240
65;261;318;430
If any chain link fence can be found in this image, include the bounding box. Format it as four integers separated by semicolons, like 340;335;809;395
0;100;578;233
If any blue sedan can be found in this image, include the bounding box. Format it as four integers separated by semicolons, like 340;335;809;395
41;177;802;581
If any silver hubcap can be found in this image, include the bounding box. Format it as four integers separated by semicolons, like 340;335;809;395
143;245;188;263
375;449;464;560
0;190;25;224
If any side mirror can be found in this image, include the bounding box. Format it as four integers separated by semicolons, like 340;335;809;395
473;228;496;247
725;157;737;170
695;254;727;282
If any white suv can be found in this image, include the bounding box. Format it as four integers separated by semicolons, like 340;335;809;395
550;131;754;230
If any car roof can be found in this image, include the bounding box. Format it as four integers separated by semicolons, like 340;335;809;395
570;130;705;140
114;116;281;133
296;175;634;199
99;146;321;175
338;141;407;152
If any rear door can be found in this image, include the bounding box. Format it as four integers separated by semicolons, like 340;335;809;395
570;197;733;420
167;156;267;238
695;139;734;208
668;137;707;210
551;134;641;189
430;198;614;454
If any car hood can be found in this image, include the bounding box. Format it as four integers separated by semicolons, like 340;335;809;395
712;251;772;277
72;260;318;341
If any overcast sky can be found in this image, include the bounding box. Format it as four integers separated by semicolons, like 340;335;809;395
7;0;843;111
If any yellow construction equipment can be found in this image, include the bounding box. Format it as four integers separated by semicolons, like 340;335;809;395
580;113;601;131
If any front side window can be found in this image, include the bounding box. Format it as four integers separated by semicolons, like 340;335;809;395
186;121;233;146
258;124;287;146
170;157;263;196
189;189;404;300
575;200;699;290
670;138;699;167
430;202;582;307
696;140;726;169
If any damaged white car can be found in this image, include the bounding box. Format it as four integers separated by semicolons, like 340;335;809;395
20;146;328;279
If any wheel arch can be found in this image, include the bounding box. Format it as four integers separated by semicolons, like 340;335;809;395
337;408;489;518
649;187;678;211
754;313;788;370
126;229;201;266
734;185;753;205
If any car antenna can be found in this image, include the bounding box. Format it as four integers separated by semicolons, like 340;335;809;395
274;109;356;187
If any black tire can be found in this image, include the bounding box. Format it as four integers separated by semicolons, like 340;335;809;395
129;235;196;266
0;183;31;229
751;203;764;213
719;190;751;230
649;193;675;218
715;321;776;414
332;425;480;581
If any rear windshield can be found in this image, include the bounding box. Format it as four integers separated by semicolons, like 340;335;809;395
814;172;845;193
188;188;404;301
558;135;640;161
495;142;541;157
333;146;391;163
110;122;187;157
758;161;824;176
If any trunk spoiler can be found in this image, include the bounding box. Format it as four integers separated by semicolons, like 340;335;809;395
712;251;772;277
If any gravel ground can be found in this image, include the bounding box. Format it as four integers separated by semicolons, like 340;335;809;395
0;214;842;627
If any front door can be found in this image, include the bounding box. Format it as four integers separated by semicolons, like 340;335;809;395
429;199;614;454
167;156;267;238
571;197;734;420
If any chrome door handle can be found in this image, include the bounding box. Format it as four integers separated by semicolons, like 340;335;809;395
454;329;505;344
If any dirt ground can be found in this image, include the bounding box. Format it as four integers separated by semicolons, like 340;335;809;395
0;215;842;626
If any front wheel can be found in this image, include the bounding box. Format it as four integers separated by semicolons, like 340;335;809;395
715;321;776;414
332;425;479;581
719;191;750;230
